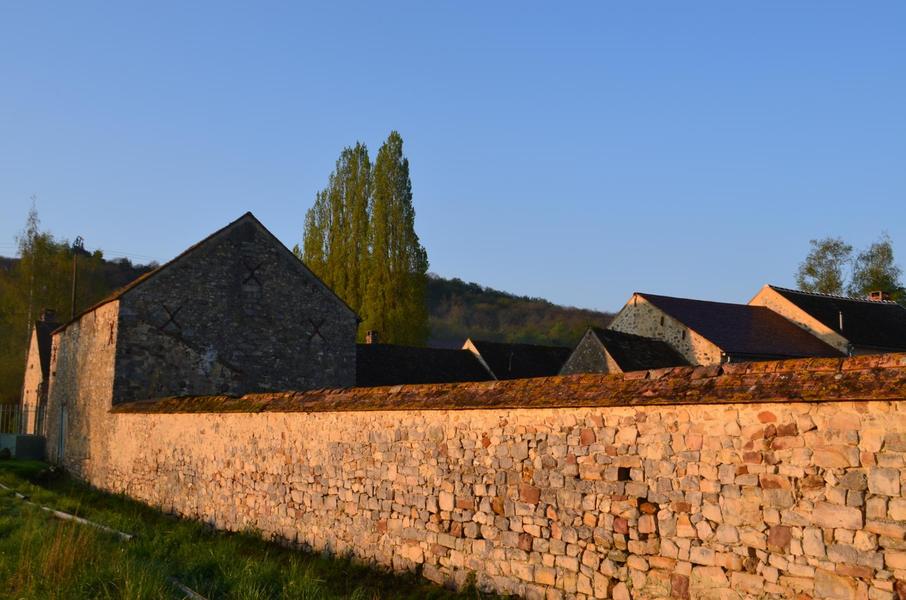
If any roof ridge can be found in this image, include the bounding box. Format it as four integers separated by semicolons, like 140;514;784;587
769;284;901;305
468;338;571;350
637;291;750;308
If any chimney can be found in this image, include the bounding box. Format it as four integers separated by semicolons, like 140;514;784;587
869;290;891;302
39;308;58;324
365;330;380;345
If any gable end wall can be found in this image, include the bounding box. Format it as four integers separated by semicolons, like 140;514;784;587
113;219;357;402
609;295;722;365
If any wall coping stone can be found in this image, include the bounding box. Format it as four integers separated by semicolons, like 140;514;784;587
110;352;906;414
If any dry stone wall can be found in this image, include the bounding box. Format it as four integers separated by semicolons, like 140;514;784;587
77;355;906;599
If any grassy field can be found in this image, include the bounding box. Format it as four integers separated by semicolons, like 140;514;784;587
0;460;497;600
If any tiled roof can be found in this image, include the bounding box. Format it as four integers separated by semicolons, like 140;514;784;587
589;327;689;372
639;293;842;360
112;352;906;414
356;344;492;387
467;339;571;380
768;285;906;352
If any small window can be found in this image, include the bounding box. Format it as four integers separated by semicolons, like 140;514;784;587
681;330;686;340
660;316;665;326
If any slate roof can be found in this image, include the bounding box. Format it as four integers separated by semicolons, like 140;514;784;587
767;285;906;352
34;320;57;380
467;339;571;380
638;293;842;361
589;327;689;372
356;344;492;387
53;212;358;334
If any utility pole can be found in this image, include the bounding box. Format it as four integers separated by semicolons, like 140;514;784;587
71;236;84;320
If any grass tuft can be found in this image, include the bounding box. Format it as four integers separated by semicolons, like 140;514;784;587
0;460;503;599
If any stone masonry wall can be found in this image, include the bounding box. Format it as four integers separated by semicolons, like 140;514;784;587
113;216;358;402
45;300;119;474
560;331;621;375
20;328;44;434
749;286;851;355
70;354;906;600
610;295;722;366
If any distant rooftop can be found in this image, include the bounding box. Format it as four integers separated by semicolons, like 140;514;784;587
639;292;842;361
588;327;689;372
356;344;492;387
466;339;571;380
768;285;906;352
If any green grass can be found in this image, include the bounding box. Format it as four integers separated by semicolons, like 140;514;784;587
0;460;498;600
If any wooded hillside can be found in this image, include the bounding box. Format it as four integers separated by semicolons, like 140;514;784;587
427;274;614;348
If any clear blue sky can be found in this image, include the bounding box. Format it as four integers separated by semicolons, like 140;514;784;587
2;3;904;312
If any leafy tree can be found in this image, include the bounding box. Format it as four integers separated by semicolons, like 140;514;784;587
796;237;852;295
299;133;428;345
0;204;152;403
298;143;372;314
362;131;429;345
849;233;904;300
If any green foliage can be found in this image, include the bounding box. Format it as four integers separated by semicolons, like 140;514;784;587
849;233;904;300
362;132;429;345
796;237;853;295
796;234;904;302
426;275;614;348
300;132;428;345
0;460;499;599
0;205;153;404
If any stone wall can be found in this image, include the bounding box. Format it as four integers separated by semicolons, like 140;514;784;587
61;354;906;599
749;286;850;355
113;216;358;402
45;301;119;474
560;330;621;375
20;327;44;434
610;295;721;366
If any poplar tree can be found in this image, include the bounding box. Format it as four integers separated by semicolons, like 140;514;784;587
298;132;429;344
299;143;371;312
362;132;429;345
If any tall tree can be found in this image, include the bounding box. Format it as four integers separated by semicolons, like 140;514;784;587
796;237;852;295
362;132;429;345
0;206;112;403
298;143;372;312
849;233;903;300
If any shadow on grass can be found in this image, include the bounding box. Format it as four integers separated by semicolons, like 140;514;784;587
0;460;503;600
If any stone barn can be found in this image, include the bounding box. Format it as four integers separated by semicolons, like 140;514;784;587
749;284;906;355
19;308;58;434
609;292;842;365
462;338;571;380
44;212;358;472
559;326;688;375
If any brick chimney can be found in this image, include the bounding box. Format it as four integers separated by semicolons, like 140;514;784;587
869;291;892;302
39;308;58;324
365;330;380;344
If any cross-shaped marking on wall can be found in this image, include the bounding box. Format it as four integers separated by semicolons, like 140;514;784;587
159;304;183;332
308;318;327;342
242;260;266;286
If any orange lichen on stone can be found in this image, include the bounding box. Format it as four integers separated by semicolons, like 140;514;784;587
112;352;906;414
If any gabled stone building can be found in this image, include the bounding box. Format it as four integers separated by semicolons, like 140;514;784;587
609;292;842;365
19;309;58;434
749;284;906;356
560;326;688;375
45;212;358;471
356;342;492;387
463;338;571;380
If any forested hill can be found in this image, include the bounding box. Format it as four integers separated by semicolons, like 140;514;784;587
426;274;614;348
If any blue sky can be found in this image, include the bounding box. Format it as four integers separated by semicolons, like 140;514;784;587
2;2;904;312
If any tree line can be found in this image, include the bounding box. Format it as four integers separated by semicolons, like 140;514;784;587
796;234;904;302
296;131;429;345
0;205;153;403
